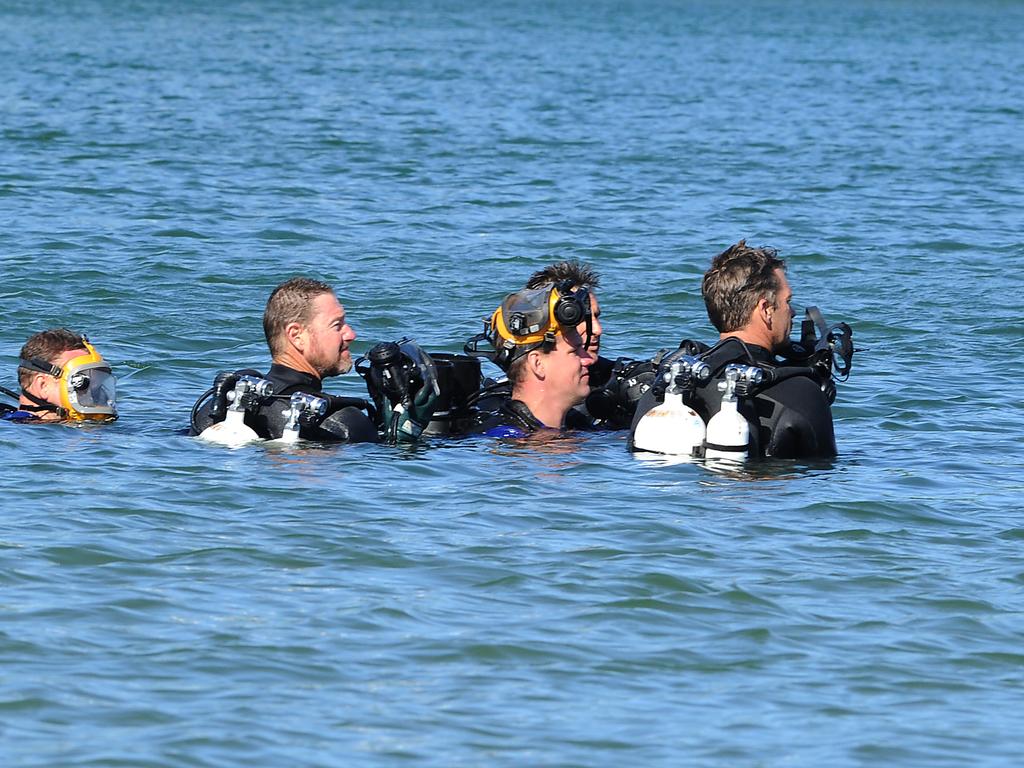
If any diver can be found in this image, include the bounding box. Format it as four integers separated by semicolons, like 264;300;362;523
630;241;852;460
1;328;117;423
189;277;437;444
475;260;655;431
463;282;595;438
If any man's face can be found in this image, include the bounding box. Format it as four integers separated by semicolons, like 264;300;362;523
542;326;594;404
581;292;602;356
770;269;795;351
303;292;357;377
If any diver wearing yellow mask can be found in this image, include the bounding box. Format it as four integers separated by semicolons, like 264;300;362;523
1;329;117;423
462;281;596;437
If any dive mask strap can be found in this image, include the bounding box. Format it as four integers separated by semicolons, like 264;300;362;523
19;357;64;378
18;388;64;415
463;329;500;363
805;307;830;350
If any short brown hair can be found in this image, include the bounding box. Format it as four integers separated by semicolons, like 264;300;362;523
506;351;534;387
525;260;600;291
18;328;86;389
701;241;786;333
263;277;335;356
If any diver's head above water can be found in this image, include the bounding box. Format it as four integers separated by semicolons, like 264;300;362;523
263;277;357;380
16;328;117;422
486;283;595;428
702;240;795;353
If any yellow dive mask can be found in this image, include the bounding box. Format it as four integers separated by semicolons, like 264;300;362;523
20;338;117;422
465;281;591;370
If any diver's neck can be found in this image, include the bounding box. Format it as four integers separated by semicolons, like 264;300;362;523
720;328;774;352
272;351;321;380
513;386;568;429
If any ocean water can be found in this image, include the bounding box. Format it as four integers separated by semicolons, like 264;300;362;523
2;0;1023;765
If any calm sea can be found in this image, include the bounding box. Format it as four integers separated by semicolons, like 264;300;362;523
2;0;1023;765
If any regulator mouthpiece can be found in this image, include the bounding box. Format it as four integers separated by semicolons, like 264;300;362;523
368;341;402;368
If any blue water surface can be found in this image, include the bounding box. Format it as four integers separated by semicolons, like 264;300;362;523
2;0;1023;765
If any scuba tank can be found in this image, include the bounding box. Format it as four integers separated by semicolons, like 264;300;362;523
274;392;329;445
703;364;762;463
631;353;711;457
197;374;274;447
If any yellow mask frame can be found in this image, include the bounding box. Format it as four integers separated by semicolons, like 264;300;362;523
57;340;117;421
491;285;566;347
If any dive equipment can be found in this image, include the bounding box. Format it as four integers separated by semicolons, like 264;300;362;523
464;281;593;370
783;306;855;398
190;364;378;443
197;374;275;447
704;364;762;463
356;338;440;444
277;392;329;444
423;353;483;435
584;357;658;430
631;353;711;456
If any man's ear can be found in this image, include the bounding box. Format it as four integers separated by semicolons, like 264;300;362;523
527;349;545;381
31;372;48;399
284;322;306;353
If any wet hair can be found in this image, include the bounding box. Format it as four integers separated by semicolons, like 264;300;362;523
701;241;786;333
263;277;335;356
18;328;86;389
506;353;531;387
525;260;601;291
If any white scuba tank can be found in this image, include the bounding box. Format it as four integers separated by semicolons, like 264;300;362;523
631;355;711;458
197;375;274;448
704;395;749;462
271;392;329;446
703;364;761;463
632;389;706;457
198;407;261;447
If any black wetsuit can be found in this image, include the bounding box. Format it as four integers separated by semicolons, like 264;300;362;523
192;364;379;443
462;398;552;438
630;338;836;459
1;405;42;422
577;354;659;430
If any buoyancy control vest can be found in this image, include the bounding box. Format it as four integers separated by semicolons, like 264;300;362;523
190;364;379;444
630;337;839;460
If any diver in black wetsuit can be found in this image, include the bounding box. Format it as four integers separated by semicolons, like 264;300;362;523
462;282;595;438
469;259;655;432
522;260;616;430
190;277;434;443
630;240;839;459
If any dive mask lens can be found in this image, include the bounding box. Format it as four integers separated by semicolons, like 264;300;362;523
500;287;554;340
62;362;117;420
